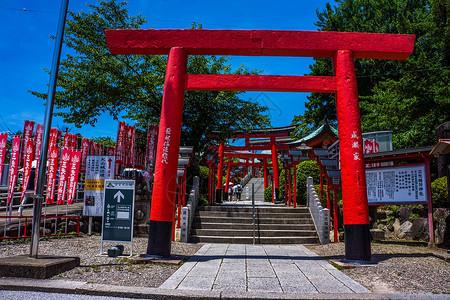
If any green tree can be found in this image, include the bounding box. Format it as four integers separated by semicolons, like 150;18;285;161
292;0;449;149
30;0;270;152
89;136;116;147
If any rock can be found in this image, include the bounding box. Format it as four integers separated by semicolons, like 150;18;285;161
399;207;412;223
386;210;394;217
379;218;389;225
393;219;401;233
384;228;394;239
410;218;429;241
397;221;413;239
387;222;394;231
370;229;385;240
377;210;387;219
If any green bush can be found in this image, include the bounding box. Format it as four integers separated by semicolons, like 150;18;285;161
431;176;449;208
264;186;273;202
296;160;320;205
198;194;209;206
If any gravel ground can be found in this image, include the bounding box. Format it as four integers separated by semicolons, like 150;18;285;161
0;234;203;288
1;235;449;294
306;241;450;294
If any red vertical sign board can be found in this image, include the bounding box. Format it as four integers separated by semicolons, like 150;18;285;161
0;133;8;181
57;149;72;204
21;121;35;165
20;139;34;202
80;138;90;173
34;124;43;159
146;125;159;169
46;146;59;204
67;151;81;204
115;122;125;164
34;143;41;194
7;137;21;204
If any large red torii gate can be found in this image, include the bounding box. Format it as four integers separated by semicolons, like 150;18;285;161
106;29;415;260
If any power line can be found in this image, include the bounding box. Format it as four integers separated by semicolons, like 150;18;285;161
0;114;12;133
0;6;57;14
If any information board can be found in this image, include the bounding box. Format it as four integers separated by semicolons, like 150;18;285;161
366;164;427;204
83;155;115;216
102;179;135;244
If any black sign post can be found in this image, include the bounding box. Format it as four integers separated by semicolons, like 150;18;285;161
101;179;135;256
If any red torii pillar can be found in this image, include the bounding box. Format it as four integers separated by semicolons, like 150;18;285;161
263;159;268;189
106;29;415;260
215;143;224;203
270;137;280;202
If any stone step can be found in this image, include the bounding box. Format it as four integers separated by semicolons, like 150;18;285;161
191;229;317;237
198;206;309;213
196;211;312;218
193;216;314;225
189;235;320;244
192;222;316;231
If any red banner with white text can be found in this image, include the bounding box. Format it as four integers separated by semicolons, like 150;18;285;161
46;146;59;204
67;151;81;205
34;124;43;159
20;139;34;203
80;138;89;173
7;137;21;204
0;133;8;181
57;149;71;205
146;125;159;170
21;120;34;166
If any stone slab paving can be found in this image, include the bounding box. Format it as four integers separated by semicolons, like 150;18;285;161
160;243;371;294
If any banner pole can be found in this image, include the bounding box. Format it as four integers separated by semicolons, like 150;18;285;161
30;0;69;258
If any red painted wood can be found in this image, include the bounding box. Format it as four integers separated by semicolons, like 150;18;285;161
150;47;187;223
271;138;280;192
334;50;369;226
106;29;415;60
186;75;336;93
215;143;224;190
224;152;273;159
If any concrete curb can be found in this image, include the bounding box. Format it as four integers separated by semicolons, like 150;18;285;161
1;277;449;300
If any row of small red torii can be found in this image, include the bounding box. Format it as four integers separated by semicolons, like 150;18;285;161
105;29;415;260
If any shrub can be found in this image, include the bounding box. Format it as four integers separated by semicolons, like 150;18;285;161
431;176;449;208
264;186;273;202
198;194;209;206
295;160;320;204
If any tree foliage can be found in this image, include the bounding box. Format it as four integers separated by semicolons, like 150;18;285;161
292;0;449;149
30;0;270;151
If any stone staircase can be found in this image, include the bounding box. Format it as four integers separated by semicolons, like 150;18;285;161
189;204;320;244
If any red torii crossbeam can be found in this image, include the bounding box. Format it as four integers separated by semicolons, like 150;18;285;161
106;29;415;260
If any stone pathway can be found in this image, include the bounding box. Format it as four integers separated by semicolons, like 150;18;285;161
161;243;371;294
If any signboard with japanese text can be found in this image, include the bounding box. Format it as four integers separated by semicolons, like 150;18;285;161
102;179;135;244
366;164;427;204
83;155;115;216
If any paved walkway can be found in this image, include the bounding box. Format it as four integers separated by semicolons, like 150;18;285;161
161;243;370;294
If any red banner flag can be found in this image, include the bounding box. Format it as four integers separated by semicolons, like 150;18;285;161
57;149;71;205
0;133;8;181
130;125;136;167
34;142;41;194
146;125;159;169
34;124;43;158
115;122;125;164
7;137;21;204
80;138;89;173
20;139;34;203
63;133;71;149
67;151;81;205
107;146;115;156
46;146;59;204
21;121;35;165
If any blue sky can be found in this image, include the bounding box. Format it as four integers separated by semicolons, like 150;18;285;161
0;0;331;140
